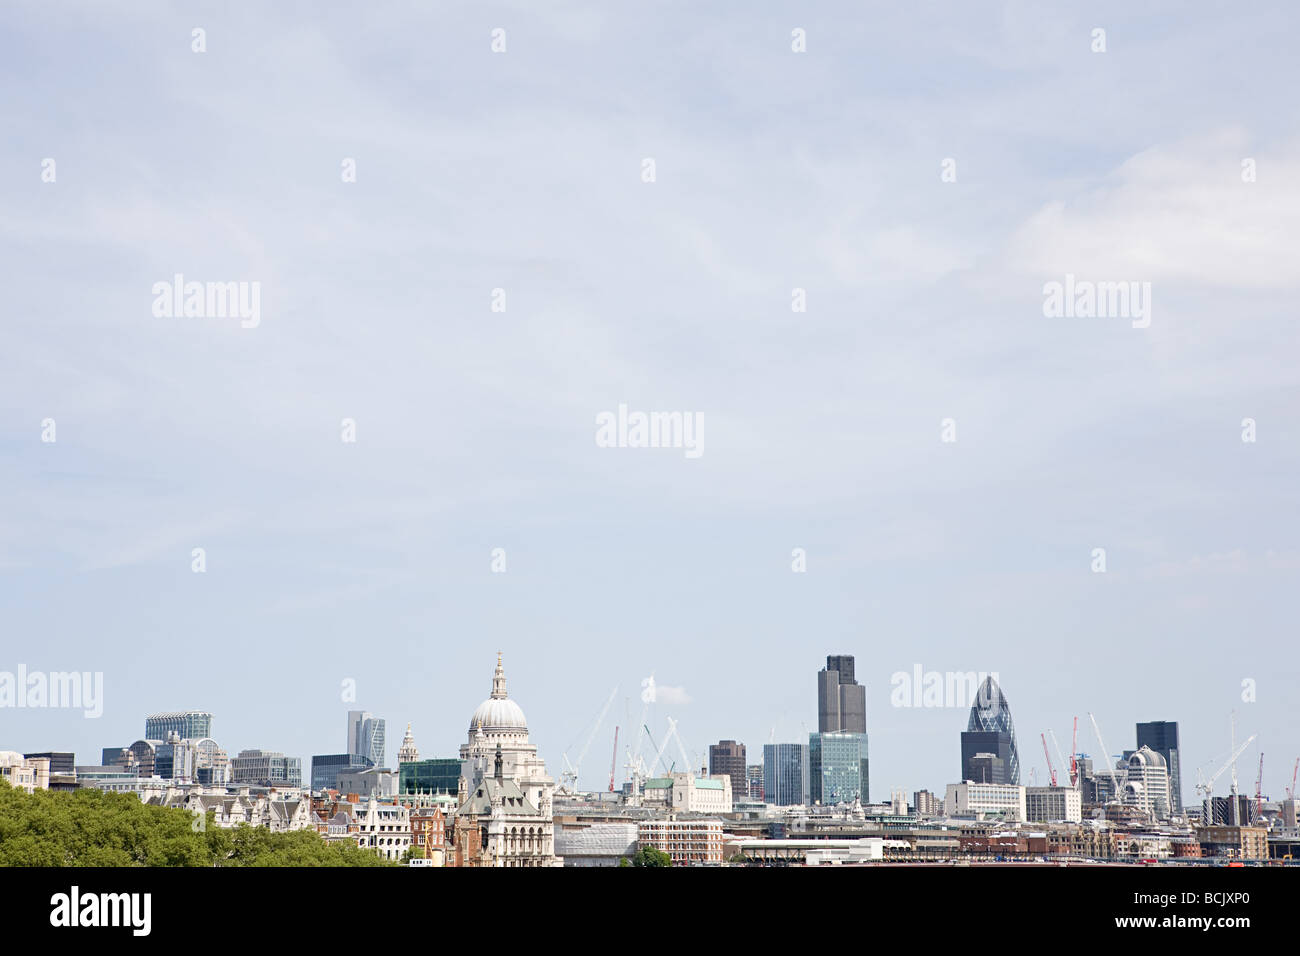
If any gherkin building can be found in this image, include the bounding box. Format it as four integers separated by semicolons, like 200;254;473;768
966;676;1020;785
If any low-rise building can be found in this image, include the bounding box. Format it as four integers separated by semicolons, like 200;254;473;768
1026;786;1083;823
642;772;733;814
1198;825;1268;860
230;750;302;788
944;781;1026;821
0;752;50;793
555;822;638;866
409;806;448;865
637;817;725;865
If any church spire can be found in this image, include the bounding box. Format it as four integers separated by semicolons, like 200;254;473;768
398;722;419;764
491;651;507;699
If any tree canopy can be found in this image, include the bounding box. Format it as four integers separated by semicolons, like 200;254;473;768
0;779;395;867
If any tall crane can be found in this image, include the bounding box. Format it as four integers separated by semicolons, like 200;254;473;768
608;726;619;792
1255;753;1264;822
560;685;618;793
1088;713;1123;803
1041;733;1058;787
1288;758;1299;800
1070;717;1079;788
1048;730;1069;789
1194;732;1257;824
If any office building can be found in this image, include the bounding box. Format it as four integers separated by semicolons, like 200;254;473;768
347;711;387;768
0;752;50;793
1026;785;1083;823
763;743;810;806
144;711;213;741
230;749;303;788
944;781;1026;821
121;740;160;777
817;655;867;734
311;753;374;791
913;789;941;817
962;743;1010;784
960;676;1020;785
337;767;399;799
399;757;463;796
747;764;765;801
1136;720;1182;812
809;731;869;804
1123;746;1172;820
708;740;747;801
24;752;74;775
637;818;725;866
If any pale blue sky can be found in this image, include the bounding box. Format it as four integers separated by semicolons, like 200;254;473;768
2;1;1298;803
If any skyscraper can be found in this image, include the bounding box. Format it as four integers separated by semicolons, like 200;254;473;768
347;711;387;768
1136;720;1182;812
960;676;1020;785
708;740;747;801
809;731;869;804
817;655;866;733
763;743;810;806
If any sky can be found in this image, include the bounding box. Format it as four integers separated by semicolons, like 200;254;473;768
1;0;1298;805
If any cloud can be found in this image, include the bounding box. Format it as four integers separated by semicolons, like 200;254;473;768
1006;131;1300;289
654;684;692;707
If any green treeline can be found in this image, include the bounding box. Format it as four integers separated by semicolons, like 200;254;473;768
0;779;396;867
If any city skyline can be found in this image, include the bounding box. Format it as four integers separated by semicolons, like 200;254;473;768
3;2;1297;809
3;653;1270;809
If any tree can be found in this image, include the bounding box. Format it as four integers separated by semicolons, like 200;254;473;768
630;846;672;867
0;778;395;867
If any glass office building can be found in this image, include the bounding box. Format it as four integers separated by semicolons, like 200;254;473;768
347;711;387;768
1136;720;1182;812
398;758;462;796
144;711;213;741
963;677;1020;785
311;753;374;791
809;731;869;804
762;743;810;806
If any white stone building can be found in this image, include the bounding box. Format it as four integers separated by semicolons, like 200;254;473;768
944;781;1026;821
1123;746;1172;820
0;752;49;793
454;654;562;867
641;772;733;814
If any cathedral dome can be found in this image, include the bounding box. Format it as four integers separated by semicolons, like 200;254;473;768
470;697;528;733
468;653;528;735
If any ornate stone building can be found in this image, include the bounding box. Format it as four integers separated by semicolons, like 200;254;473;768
453;655;561;867
397;723;419;765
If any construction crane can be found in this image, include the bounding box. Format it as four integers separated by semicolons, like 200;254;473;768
1040;733;1058;787
559;685;618;793
608;726;619;792
1086;712;1128;806
1088;713;1123;803
1048;730;1069;788
1194;732;1257;824
1288;758;1299;800
1070;717;1079;788
1255;753;1264;821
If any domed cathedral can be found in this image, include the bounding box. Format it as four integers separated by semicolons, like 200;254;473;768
453;654;562;867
